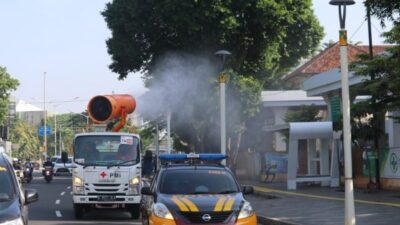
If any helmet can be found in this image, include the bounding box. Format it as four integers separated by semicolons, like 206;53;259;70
46;157;51;161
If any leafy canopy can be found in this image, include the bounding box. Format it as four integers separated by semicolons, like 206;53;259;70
102;0;323;83
0;67;19;125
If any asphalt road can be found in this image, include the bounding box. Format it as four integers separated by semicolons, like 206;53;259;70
24;171;141;225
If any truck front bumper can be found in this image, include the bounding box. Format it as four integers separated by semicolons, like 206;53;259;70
73;195;141;204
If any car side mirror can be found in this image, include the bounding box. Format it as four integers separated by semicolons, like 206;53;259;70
241;185;254;195
61;151;68;164
25;189;39;204
141;187;153;195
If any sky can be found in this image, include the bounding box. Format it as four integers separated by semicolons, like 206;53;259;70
0;0;392;113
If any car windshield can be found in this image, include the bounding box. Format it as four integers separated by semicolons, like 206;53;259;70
0;166;14;201
51;157;58;163
74;135;140;166
55;158;72;164
159;169;239;195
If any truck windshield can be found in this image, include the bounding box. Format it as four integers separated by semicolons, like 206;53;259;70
74;135;140;166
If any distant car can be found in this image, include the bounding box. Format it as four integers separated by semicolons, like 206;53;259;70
140;153;257;225
0;153;39;225
50;156;59;163
53;157;73;176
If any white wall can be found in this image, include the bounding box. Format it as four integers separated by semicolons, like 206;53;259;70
272;107;288;152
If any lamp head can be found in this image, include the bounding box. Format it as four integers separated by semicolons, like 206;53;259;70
215;50;231;57
214;50;231;70
329;0;355;6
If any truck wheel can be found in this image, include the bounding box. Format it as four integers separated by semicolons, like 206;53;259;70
128;204;140;219
74;204;85;219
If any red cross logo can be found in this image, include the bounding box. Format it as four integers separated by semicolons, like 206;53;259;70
100;171;107;178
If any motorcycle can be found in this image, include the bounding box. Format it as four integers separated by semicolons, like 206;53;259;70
23;166;33;183
43;166;53;183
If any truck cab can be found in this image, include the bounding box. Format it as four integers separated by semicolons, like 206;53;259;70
72;132;141;219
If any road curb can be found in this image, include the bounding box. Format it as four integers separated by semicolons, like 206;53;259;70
257;215;301;225
251;186;302;225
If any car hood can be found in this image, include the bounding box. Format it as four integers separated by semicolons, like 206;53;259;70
0;198;21;222
158;193;244;212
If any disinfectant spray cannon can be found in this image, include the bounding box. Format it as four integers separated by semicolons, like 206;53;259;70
87;94;136;132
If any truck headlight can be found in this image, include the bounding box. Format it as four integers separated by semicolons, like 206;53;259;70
152;203;174;220
0;217;24;225
130;177;140;185
73;176;84;194
238;201;255;219
128;177;140;195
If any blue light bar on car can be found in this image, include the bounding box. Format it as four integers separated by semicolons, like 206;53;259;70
159;153;226;162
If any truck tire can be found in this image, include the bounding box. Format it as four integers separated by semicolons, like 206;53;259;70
128;204;140;219
74;204;85;219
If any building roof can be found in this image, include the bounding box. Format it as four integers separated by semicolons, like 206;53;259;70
262;90;325;107
302;68;370;97
16;99;43;112
283;43;390;81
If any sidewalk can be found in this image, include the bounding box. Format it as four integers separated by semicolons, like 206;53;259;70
241;180;400;225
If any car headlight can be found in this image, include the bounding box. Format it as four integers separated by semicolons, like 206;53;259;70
128;177;140;195
0;217;24;225
152;203;174;220
73;176;84;194
238;201;255;219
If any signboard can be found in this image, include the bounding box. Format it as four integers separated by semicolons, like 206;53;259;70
330;95;341;123
265;152;288;173
382;148;400;178
38;126;51;137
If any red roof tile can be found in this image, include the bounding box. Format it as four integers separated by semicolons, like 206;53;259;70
284;43;390;81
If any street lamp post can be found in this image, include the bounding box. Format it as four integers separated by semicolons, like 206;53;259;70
215;50;231;165
54;112;57;156
329;0;356;224
43;72;47;160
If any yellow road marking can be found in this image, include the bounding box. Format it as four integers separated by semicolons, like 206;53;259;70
214;196;227;211
172;196;189;211
253;185;400;208
180;197;199;212
223;197;235;211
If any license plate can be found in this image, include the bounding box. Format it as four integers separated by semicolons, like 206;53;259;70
97;195;116;201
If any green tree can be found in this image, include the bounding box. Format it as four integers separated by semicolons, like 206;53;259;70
0;67;19;125
351;2;400;142
9;119;40;160
102;0;323;84
226;71;262;167
350;0;400;187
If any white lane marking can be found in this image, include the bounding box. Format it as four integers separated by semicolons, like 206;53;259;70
55;199;60;205
70;191;73;195
55;210;62;217
60;191;65;196
67;186;71;189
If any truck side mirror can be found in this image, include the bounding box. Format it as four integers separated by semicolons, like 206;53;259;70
61;151;68;164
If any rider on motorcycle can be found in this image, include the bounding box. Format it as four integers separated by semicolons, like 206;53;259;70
43;157;54;168
24;158;34;171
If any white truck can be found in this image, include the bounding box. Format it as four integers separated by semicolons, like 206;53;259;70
70;94;142;219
